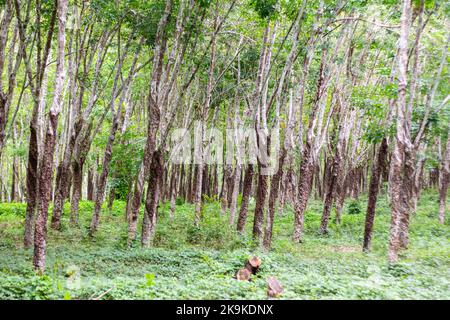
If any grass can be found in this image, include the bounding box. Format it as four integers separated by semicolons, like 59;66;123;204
0;190;448;300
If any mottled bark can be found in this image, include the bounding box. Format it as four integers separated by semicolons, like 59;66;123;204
389;0;411;264
0;0;14;157
18;1;57;249
141;150;163;247
229;165;241;225
70;160;83;225
438;136;450;224
263;148;286;250
253;167;268;242
169;164;179;219
51;127;76;229
24;114;39;248
221;164;232;214
178;164;185;200
320;136;343;234
87;169;94;201
193;162;204;226
33;0;68;272
10;156;18;201
127;0;172;243
237;164;254;232
293;150;315;243
127;89;162;242
363;138;388;252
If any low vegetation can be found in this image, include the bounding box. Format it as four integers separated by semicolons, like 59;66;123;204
0;191;448;300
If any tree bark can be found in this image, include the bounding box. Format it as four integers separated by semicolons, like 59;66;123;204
293;149;315;243
141;150;163;247
33;0;68;272
389;0;412;264
237;164;254;232
363;138;388;252
263;148;286;249
438;136;450;224
127;0;172;244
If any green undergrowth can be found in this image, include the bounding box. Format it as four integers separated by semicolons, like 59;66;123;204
0;190;448;299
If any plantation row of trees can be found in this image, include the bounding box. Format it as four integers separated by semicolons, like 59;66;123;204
0;0;448;272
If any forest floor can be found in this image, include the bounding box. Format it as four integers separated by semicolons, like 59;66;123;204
0;191;448;300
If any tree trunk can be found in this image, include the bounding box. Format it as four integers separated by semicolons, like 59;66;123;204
253;167;268;242
141;150;163;247
389;0;412;264
11;155;18;202
70;160;83;225
438;136;450;224
237;164;254;232
320;139;343;234
127;0;171;244
169;164;179;219
229;165;241;225
263;148;286;250
50;124;77;229
33;0;68;272
221;164;232;214
363;138;388;252
90;125;117;235
87;168;94;201
293;148;315;243
194;162;204;226
23;115;39;248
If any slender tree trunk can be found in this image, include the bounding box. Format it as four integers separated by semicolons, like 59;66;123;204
194;161;204;226
87;168;94;201
169;164;179;219
33;0;68;272
320;137;343;234
389;0;412;264
293;151;315;243
363;138;388;251
334;171;348;224
253;166;268;242
263;148;286;249
70;160;83;225
237;164;254;232
141;150;163;247
10;156;18;202
127;0;172;244
438;136;450;224
229;165;241;225
90;121;118;235
221;164;232;214
24;112;39;248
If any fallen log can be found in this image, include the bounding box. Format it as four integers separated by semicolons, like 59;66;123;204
244;256;261;274
267;277;283;298
234;256;262;281
236;268;251;281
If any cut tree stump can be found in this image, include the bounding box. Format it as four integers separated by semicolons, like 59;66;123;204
234;256;261;281
267;277;283;298
236;268;251;281
244;256;261;275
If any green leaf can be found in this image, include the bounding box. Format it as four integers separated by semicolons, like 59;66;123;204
145;273;155;287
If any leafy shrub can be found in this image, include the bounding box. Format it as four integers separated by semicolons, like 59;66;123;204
348;200;362;215
0;274;60;300
175;197;185;206
0;203;26;217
